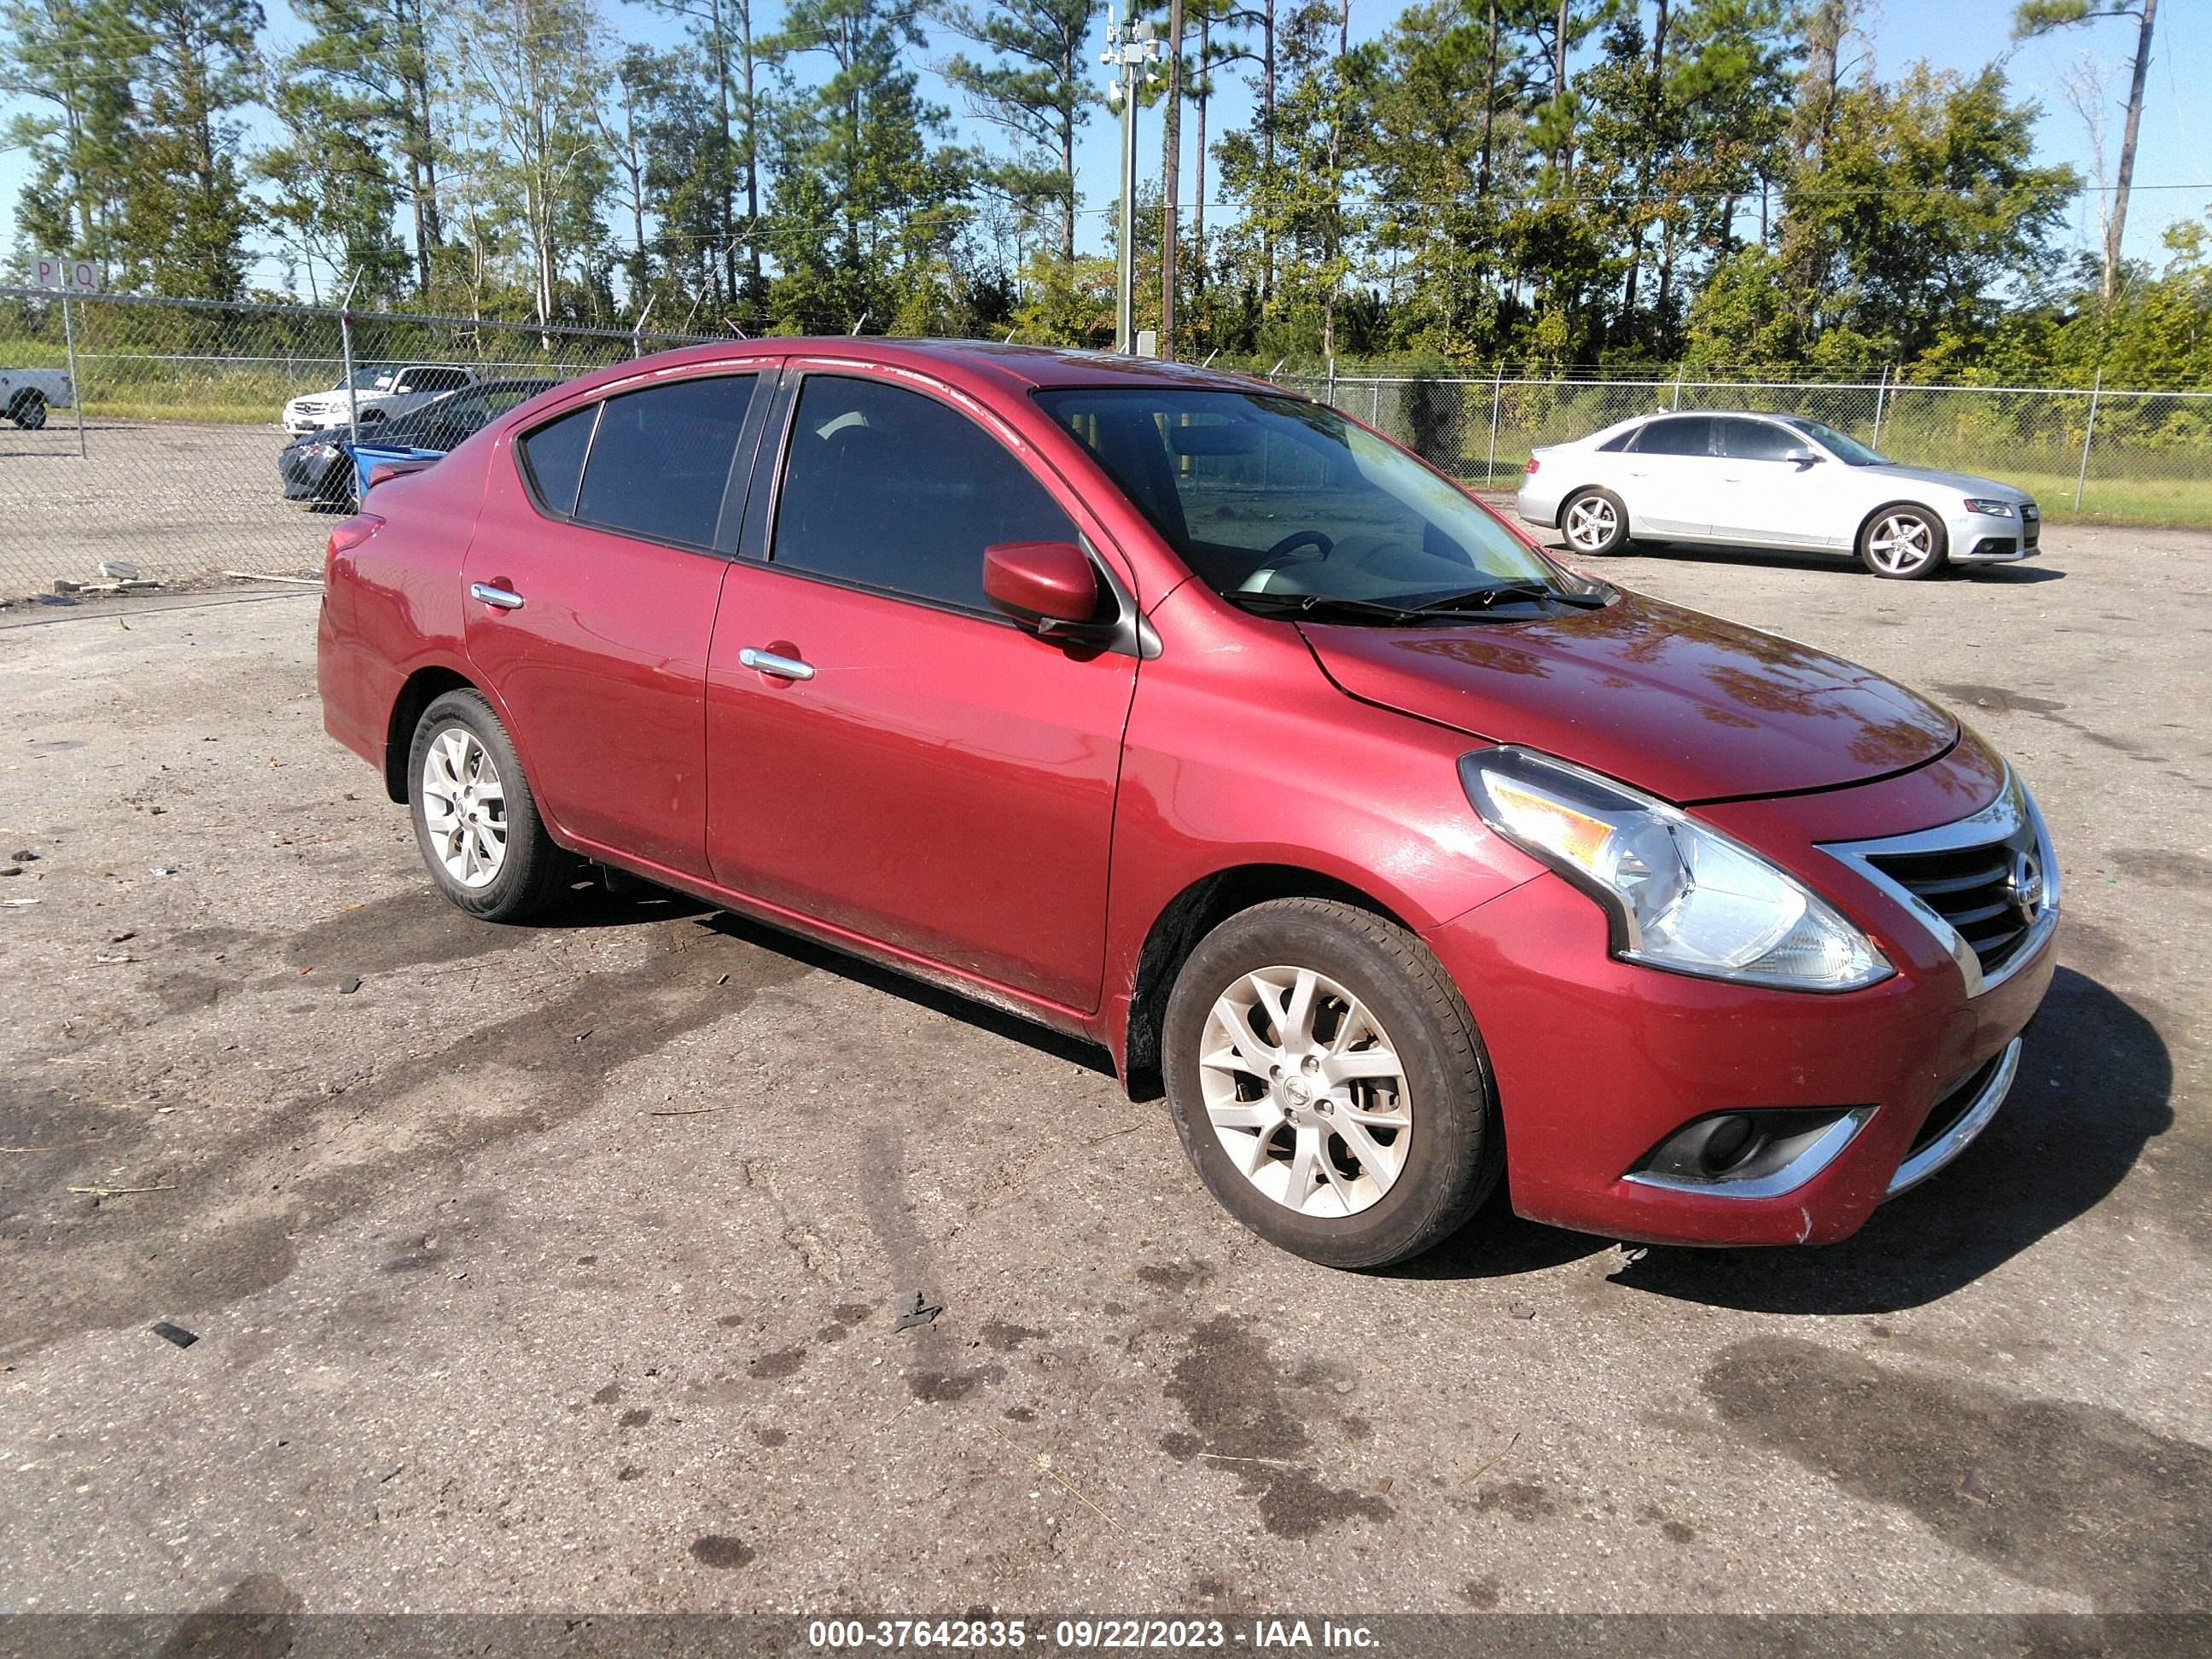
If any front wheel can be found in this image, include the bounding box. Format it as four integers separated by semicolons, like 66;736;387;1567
1859;507;1947;579
10;391;48;430
1560;487;1630;556
1161;898;1502;1270
406;690;577;921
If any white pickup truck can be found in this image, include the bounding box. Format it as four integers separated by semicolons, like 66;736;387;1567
1;368;73;428
282;364;477;436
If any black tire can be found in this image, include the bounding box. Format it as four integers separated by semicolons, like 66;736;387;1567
1161;897;1503;1270
1857;504;1947;580
405;689;577;922
322;458;358;511
10;391;47;430
1558;486;1630;556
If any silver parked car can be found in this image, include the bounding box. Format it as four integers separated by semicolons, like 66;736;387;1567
1516;410;2040;580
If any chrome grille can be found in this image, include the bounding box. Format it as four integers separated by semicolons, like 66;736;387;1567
1865;819;2042;976
2022;504;2040;546
1819;767;2058;999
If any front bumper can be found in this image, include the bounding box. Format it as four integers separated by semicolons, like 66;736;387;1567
1420;755;2056;1247
1947;503;2042;563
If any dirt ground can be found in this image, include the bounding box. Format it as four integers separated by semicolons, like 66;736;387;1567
0;522;2206;1626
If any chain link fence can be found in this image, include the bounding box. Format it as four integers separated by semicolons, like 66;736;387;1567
4;292;2209;603
0;288;725;601
1286;370;2212;533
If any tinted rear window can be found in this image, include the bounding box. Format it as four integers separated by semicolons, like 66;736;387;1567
518;405;596;515
573;375;758;548
1635;417;1714;456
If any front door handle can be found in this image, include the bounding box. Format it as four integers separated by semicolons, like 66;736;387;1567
470;582;524;610
738;647;814;682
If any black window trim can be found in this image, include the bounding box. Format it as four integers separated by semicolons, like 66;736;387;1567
512;369;770;559
751;364;1150;657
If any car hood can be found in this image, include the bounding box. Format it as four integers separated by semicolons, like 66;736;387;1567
1860;463;2026;501
1300;591;1957;804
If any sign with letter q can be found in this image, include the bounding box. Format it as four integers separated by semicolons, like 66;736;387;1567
32;256;102;293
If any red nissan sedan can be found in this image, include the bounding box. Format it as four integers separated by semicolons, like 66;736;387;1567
317;341;2058;1268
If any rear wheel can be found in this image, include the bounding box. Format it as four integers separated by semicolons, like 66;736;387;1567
1859;506;1947;579
406;690;577;922
9;391;47;430
1161;898;1502;1270
1560;487;1630;556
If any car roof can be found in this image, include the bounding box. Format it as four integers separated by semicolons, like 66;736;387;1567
560;336;1288;399
1639;410;1803;422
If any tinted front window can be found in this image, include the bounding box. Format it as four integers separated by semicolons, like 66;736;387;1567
1784;418;1887;465
1634;417;1714;456
519;405;595;515
771;375;1077;611
1720;418;1802;462
574;375;757;547
1037;387;1565;608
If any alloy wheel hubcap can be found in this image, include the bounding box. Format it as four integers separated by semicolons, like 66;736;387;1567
1198;965;1412;1218
421;726;508;888
1565;497;1617;550
1868;514;1934;573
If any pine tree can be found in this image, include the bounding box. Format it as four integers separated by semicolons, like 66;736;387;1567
934;0;1095;265
112;0;264;298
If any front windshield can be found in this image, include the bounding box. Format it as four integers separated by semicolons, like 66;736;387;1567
1785;418;1887;466
341;366;396;392
1036;387;1580;613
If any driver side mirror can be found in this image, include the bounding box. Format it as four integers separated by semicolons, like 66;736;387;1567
981;541;1112;637
1784;446;1823;468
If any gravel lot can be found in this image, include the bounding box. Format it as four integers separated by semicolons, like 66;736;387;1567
0;524;2206;1627
0;420;324;601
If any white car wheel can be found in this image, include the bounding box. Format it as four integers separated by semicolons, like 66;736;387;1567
1860;508;1947;580
1561;488;1629;556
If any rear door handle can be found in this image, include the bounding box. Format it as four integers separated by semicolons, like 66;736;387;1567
738;647;814;682
469;582;523;610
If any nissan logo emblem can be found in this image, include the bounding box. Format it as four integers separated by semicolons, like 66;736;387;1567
2007;847;2046;922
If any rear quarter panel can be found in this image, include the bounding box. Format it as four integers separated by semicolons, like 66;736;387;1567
317;447;492;779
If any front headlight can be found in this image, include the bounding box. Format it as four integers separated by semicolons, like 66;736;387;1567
1961;498;2015;517
1459;747;1892;992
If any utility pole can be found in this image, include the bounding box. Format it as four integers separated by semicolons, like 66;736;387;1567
1160;0;1184;359
1103;5;1162;353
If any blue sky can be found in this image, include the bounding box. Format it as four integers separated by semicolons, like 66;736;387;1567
2;0;2205;295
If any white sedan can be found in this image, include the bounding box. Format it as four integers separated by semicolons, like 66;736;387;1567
1516;410;2040;580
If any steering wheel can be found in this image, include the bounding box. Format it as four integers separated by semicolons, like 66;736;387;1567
1264;528;1334;562
1238;528;1336;593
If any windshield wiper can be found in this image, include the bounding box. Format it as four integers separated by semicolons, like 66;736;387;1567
1229;591;1438;624
1414;581;1610;612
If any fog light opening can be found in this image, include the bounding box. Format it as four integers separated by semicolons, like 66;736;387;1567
1627;1105;1875;1198
1700;1115;1758;1175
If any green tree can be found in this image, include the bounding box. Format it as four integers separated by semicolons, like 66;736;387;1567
274;0;445;300
626;0;764;318
1;0;138;265
935;0;1095;264
1758;63;2079;364
450;0;611;327
762;0;971;332
112;0;265;297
